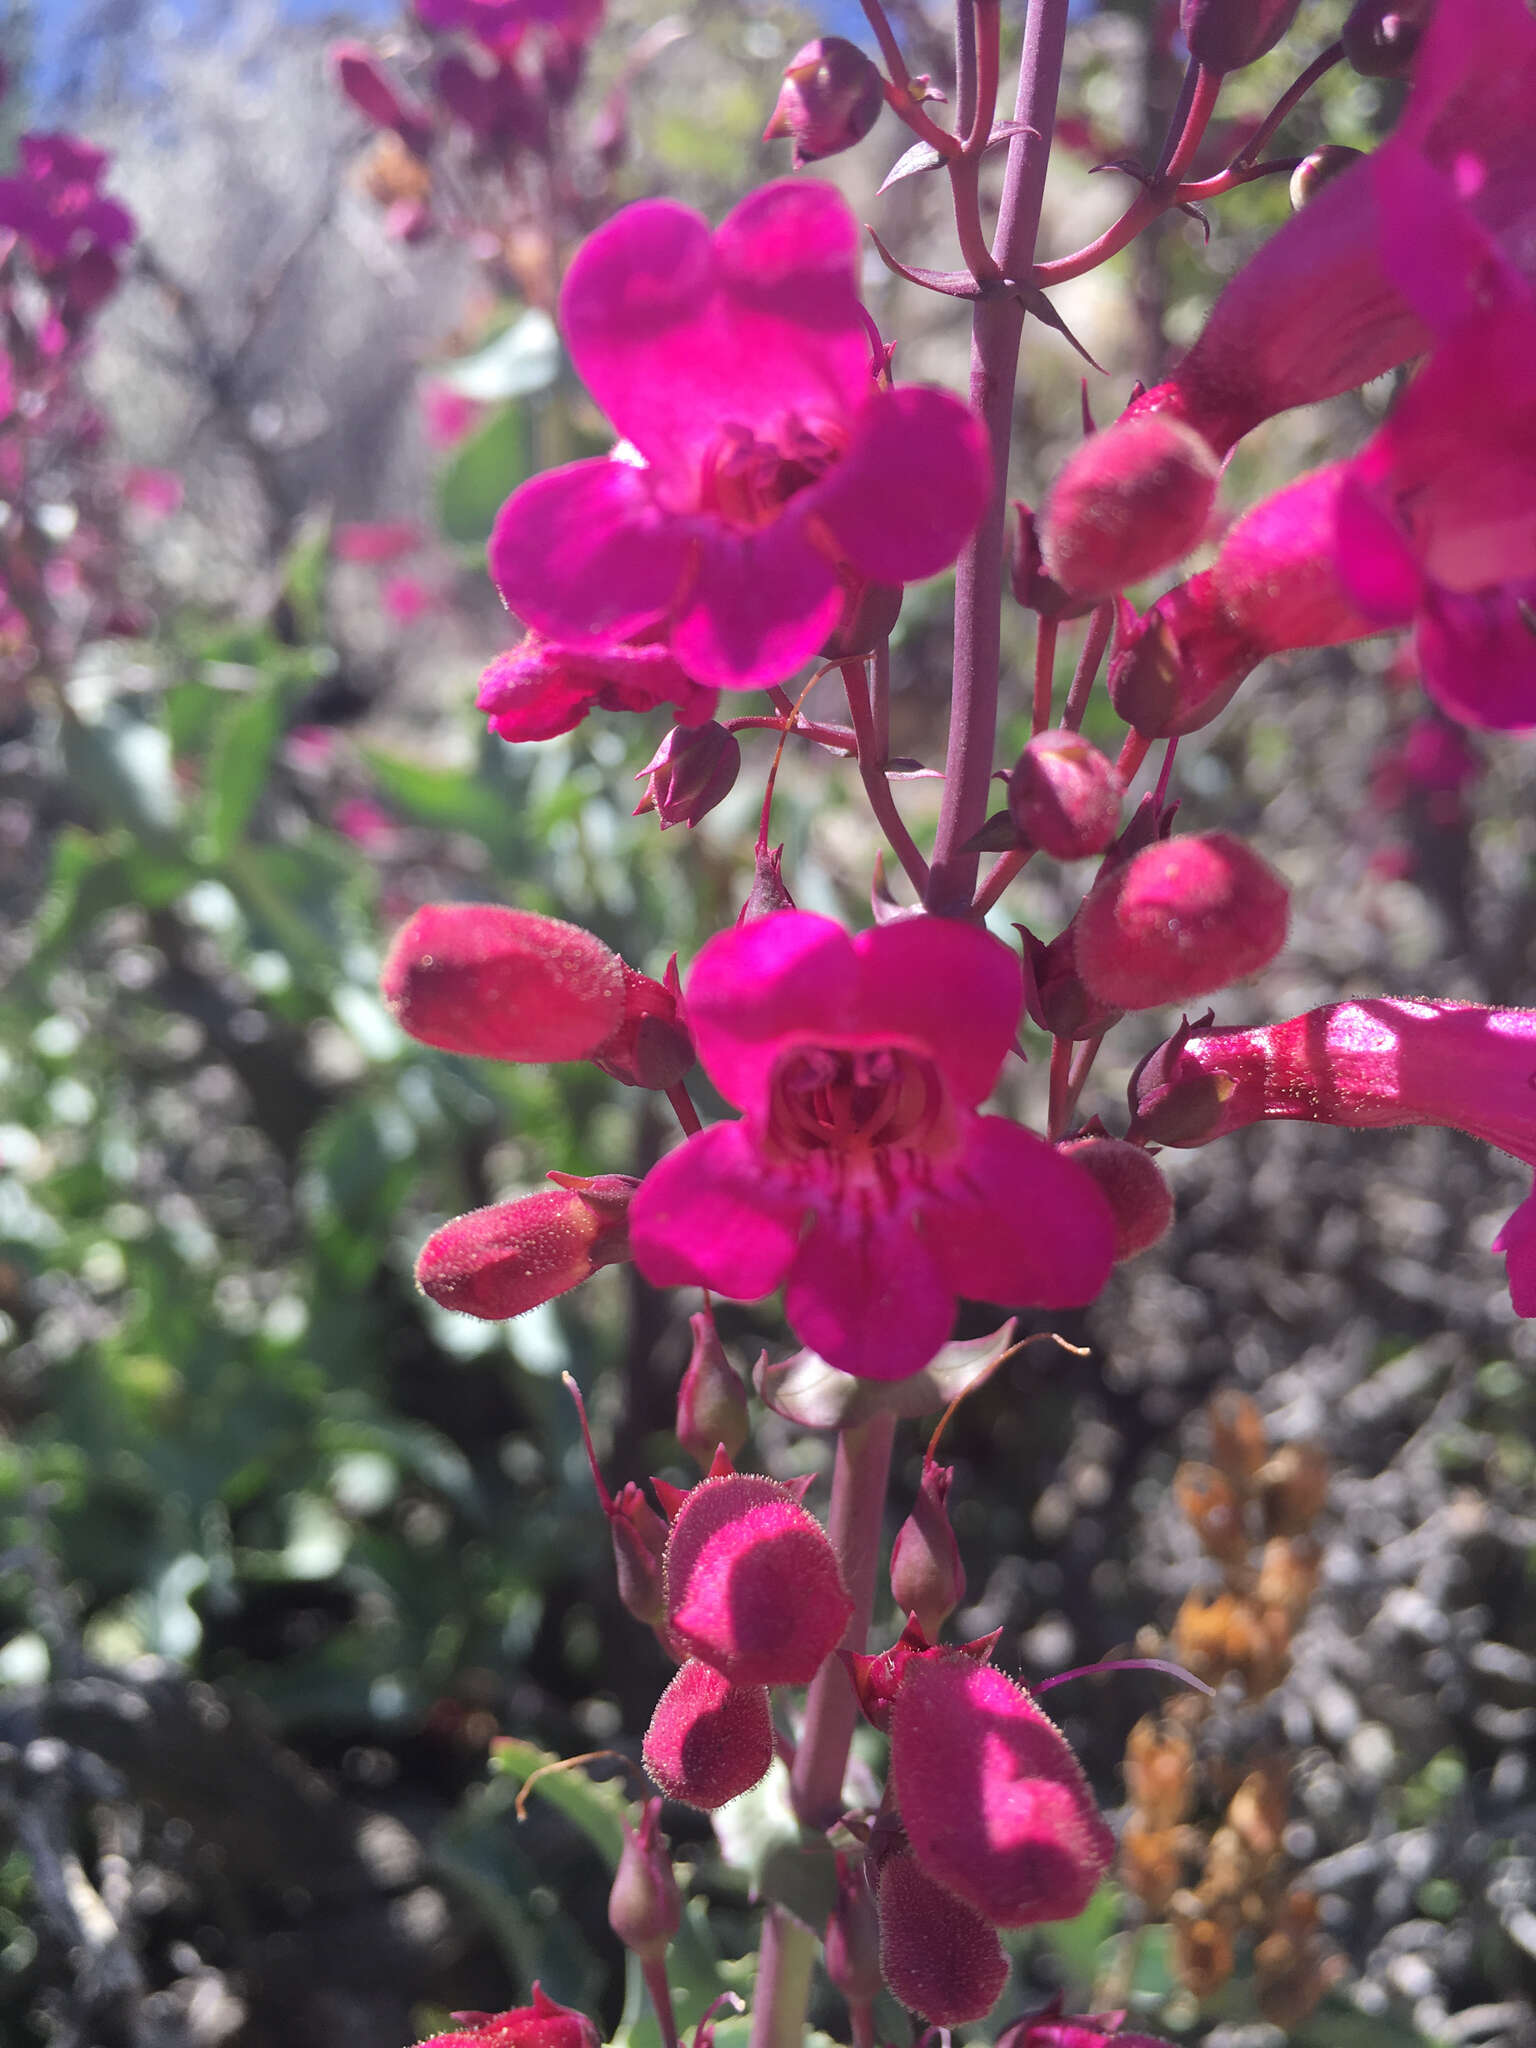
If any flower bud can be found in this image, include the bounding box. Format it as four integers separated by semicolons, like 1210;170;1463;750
846;1616;1001;1734
1180;0;1303;73
874;1839;1009;2026
890;1655;1115;1928
1289;144;1364;211
642;1659;774;1810
589;959;695;1091
568;1374;671;1628
330;41;435;155
415;1174;637;1320
609;1799;682;1963
676;1311;750;1470
436;52;545;149
889;1460;965;1643
1010;503;1094;620
415;1984;600;2048
1057;1136;1174;1260
1074;833;1289;1010
382;903;625;1063
1107;586;1258;738
1019;926;1126;1042
822;577;904;659
1126;1024;1234;1146
763;37;884;169
634;722;741;831
1008;732;1123;859
740;840;796;922
825;1853;883;2007
1041;414;1222;601
663;1473;853;1687
1341;0;1431;75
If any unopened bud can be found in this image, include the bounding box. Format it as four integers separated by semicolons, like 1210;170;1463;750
415;1984;600;2048
676;1311;750;1470
663;1473;853;1686
1008;731;1123;859
590;959;695;1090
330;41;434;155
568;1374;670;1628
1341;0;1431;75
889;1460;965;1642
1126;1025;1235;1146
642;1659;774;1810
415;1174;637;1319
846;1617;1001;1734
763;37;884;168
1010;503;1093;620
1289;143;1364;211
740;840;796;922
1019;925;1126;1042
1107;585;1258;738
609;1799;682;1963
634;722;740;830
825;1853;883;2006
1075;832;1289;1010
874;1839;1009;2026
1174;1461;1248;1562
891;1655;1114;1927
382;903;625;1062
1180;0;1303;73
1057;1136;1174;1260
1041;414;1221;600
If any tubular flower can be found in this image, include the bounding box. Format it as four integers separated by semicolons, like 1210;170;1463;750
477;630;719;744
488;181;991;689
1041;0;1536;597
627;913;1117;1380
1127;1000;1536;1313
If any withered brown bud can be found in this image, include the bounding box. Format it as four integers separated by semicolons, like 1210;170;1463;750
1174;1460;1249;1563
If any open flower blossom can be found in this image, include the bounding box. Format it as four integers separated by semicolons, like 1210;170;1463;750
1108;157;1536;735
1040;0;1536;597
488;181;991;689
1127;1000;1536;1313
627;912;1117;1380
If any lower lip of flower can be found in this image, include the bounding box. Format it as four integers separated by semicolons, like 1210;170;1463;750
698;414;844;531
764;1044;952;1175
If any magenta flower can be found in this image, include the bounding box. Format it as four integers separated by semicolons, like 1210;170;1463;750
488;182;991;690
627;913;1117;1380
477;630;719;744
1127;999;1536;1314
0;131;134;276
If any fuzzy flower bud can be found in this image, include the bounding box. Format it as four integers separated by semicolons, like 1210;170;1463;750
663;1473;853;1686
634;722;741;831
609;1799;682;1963
676;1311;751;1471
330;41;434;156
1010;503;1094;620
1057;1136;1175;1260
1342;0;1431;75
1008;731;1123;859
874;1838;1009;2026
1040;415;1222;601
825;1853;884;2007
890;1655;1115;1927
382;904;625;1063
589;959;695;1091
642;1659;774;1810
1075;833;1289;1010
889;1460;965;1643
415;1173;637;1320
1020;926;1126;1042
1180;0;1303;73
762;38;884;168
415;1985;600;2048
1107;586;1259;739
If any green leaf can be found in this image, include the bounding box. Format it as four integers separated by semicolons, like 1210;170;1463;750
437;401;534;548
708;1758;837;1928
487;1738;629;1870
280;511;333;643
203;683;284;859
63;702;182;843
439;309;562;403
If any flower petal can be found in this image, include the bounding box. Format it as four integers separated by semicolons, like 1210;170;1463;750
784;1207;957;1381
1492;1180;1536;1316
629;1122;804;1300
1415;582;1536;731
685;914;860;1116
669;515;843;688
848;918;1020;1109
560;183;871;500
489;458;692;648
812;386;991;584
922;1117;1117;1310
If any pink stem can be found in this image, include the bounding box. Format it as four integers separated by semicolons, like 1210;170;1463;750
665;1084;702;1138
1231;39;1343;168
843;659;931;896
926;0;1073;917
1032;614;1059;735
862;0;960;155
1060;600;1114;732
641;1956;681;2048
973;842;1036;917
724;714;858;754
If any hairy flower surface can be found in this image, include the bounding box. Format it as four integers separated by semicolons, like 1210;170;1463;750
489;182;990;688
628;913;1116;1379
477;631;719;742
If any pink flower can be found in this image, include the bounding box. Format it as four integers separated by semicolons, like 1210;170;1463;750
334;518;422;564
1127;1000;1536;1313
381;572;439;624
122;466;184;518
477;631;719;743
627;913;1117;1381
0;133;135;267
488;182;991;689
413;1985;600;2048
422;381;485;447
415;0;602;50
